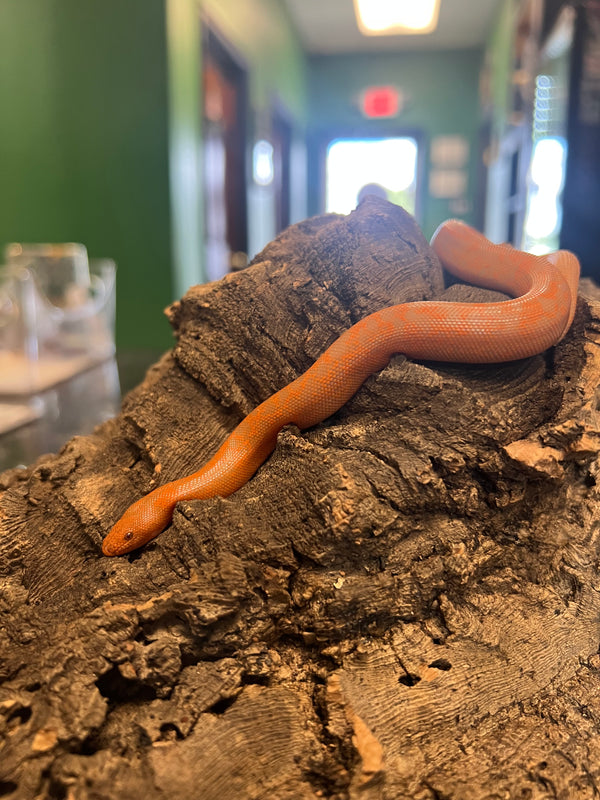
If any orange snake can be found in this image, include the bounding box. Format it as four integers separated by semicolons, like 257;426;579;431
102;220;580;556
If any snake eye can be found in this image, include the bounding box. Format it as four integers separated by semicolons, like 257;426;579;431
124;531;134;542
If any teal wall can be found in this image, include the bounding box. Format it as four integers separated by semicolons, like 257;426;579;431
0;0;173;349
307;48;483;238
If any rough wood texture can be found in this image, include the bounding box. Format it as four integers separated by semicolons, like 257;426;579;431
2;196;600;799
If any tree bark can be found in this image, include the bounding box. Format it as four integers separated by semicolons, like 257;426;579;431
1;196;600;799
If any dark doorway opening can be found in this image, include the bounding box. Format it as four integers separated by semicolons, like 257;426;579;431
271;101;293;234
202;26;248;281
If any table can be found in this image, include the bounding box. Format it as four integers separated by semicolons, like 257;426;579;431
0;350;163;473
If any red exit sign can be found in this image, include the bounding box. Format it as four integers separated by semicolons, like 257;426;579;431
361;86;402;118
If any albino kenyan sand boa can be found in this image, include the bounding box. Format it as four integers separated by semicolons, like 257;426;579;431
102;220;580;556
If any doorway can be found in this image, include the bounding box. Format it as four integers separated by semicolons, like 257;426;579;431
325;136;420;217
202;27;248;281
271;102;293;235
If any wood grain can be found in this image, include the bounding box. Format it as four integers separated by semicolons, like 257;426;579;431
1;197;599;799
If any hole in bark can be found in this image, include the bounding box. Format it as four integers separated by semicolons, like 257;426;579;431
241;674;270;687
208;696;237;715
585;472;596;487
0;781;18;797
7;706;31;726
126;549;146;563
78;733;100;756
398;673;421;686
46;776;66;800
95;665;157;703
159;722;183;741
252;585;269;603
428;658;452;671
38;768;64;800
25;682;41;692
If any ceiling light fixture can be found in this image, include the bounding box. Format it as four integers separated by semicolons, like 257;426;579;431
353;0;440;36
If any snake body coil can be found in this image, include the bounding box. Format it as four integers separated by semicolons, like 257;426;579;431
102;220;580;556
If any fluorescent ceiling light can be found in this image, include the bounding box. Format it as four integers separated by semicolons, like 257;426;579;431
353;0;440;35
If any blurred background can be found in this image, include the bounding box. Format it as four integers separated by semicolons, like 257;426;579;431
0;0;598;466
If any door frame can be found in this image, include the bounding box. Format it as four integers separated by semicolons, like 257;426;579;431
270;96;294;234
201;19;249;259
309;126;426;223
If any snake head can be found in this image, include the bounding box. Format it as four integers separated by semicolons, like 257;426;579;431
102;492;174;556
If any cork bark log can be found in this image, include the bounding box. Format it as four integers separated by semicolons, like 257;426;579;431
2;196;600;799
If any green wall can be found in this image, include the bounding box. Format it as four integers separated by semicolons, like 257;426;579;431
0;0;173;349
0;0;307;350
307;48;483;238
0;2;486;348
